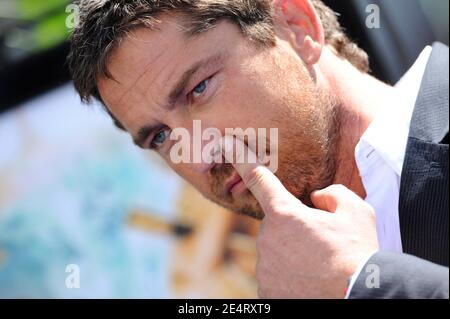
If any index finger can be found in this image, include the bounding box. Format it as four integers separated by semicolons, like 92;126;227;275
220;135;299;213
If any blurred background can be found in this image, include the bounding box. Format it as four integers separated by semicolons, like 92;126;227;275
0;0;448;298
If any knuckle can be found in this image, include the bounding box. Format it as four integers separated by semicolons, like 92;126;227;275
243;166;267;190
266;197;298;219
271;197;294;211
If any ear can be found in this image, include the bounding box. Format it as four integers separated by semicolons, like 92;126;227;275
273;0;325;66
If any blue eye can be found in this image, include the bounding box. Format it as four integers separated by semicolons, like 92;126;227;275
192;79;208;98
151;129;170;149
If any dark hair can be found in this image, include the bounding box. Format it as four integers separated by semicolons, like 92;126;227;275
68;0;369;106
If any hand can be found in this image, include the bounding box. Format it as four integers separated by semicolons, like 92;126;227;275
221;136;379;298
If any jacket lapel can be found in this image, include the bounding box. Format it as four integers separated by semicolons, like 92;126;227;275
399;43;449;266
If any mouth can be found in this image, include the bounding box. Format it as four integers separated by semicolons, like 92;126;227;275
224;172;246;197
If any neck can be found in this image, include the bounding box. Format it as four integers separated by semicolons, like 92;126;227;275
318;48;397;199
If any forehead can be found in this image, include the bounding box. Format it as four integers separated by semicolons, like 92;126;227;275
96;15;242;132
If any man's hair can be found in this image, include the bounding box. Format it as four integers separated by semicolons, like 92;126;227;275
68;0;369;105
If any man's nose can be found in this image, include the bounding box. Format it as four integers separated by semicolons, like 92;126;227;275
189;135;221;174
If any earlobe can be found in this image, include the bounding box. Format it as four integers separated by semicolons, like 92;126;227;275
275;0;324;66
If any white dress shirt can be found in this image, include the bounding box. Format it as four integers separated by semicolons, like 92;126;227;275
355;46;433;252
345;46;433;298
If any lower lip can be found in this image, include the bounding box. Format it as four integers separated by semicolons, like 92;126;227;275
230;179;247;196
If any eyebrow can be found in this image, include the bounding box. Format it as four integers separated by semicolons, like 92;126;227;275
132;52;227;149
167;52;226;106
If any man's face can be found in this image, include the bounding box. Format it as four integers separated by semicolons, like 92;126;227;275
98;15;339;219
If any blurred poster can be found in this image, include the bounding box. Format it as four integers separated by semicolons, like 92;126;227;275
0;84;258;298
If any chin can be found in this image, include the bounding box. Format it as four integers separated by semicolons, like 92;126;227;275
232;197;265;220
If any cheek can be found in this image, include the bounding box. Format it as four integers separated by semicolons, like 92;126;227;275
167;162;213;195
215;83;272;129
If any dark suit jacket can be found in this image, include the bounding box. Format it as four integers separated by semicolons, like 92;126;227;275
349;43;449;299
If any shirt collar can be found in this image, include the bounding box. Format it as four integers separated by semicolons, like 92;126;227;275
356;46;433;176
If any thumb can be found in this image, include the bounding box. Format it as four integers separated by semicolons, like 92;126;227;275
310;184;367;213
